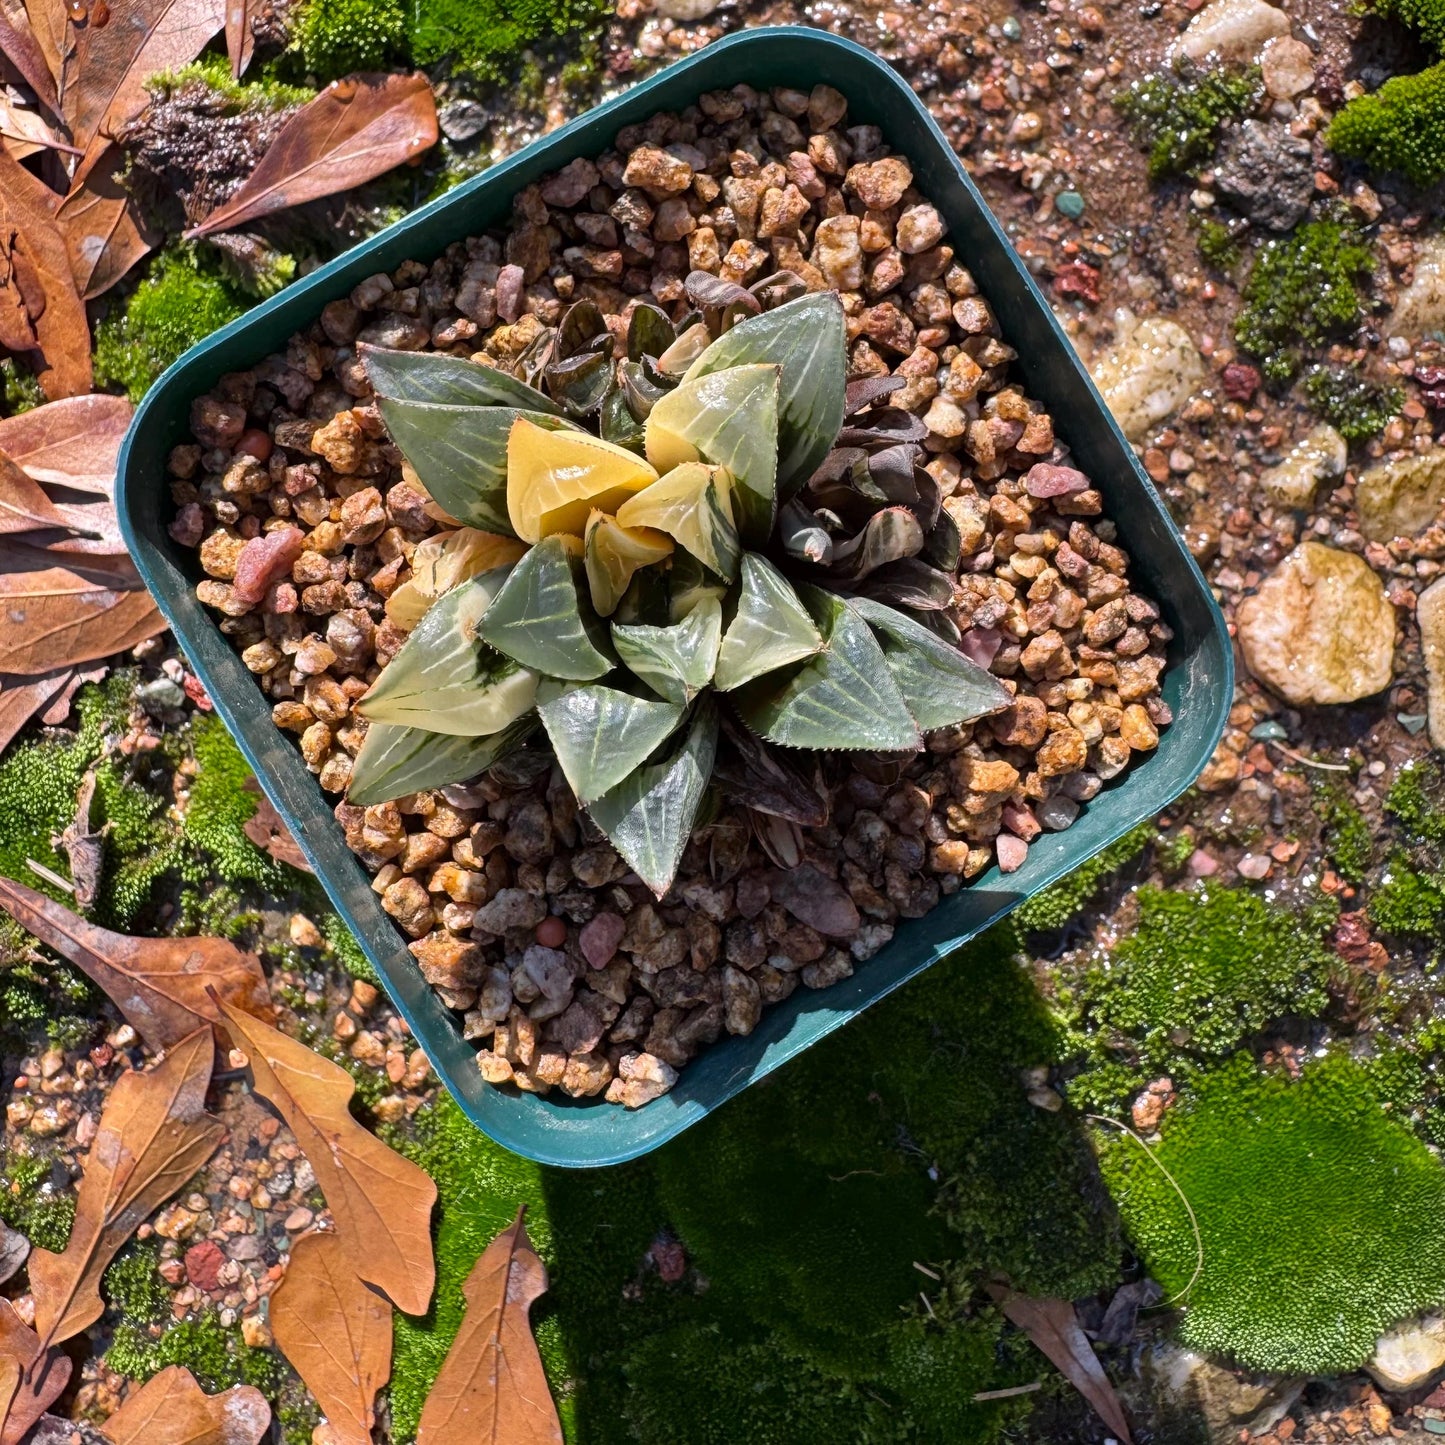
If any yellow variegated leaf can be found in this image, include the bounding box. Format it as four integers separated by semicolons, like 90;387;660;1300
386;529;528;629
506;417;657;543
583;511;673;617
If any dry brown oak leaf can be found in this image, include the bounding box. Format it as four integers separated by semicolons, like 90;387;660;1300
0;567;163;674
0;140;90;399
217;998;437;1316
60;0;227;153
0;876;274;1050
0;1297;71;1445
0;393;133;493
56;140;157;300
269;1231;392;1445
0;670;71;752
0;449;68;534
99;1366;271;1445
989;1288;1134;1445
0;3;59;112
186;71;439;239
416;1209;562;1445
28;1027;225;1346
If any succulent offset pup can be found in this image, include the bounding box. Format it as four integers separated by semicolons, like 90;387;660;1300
348;275;1011;896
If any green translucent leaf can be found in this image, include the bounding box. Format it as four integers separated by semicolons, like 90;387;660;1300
374;399;576;535
847;596;1013;730
358;572;539;735
615;461;740;583
714;553;823;691
644;363;780;544
361;344;563;413
665;551;728;624
734;585;922;752
477;535;614;680
612;596;722;704
347;716;536;806
684;292;848;499
587;699;719;897
538;684;685;803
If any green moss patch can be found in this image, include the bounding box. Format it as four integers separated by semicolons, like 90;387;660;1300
1014;821;1155;934
0;1144;77;1253
1105;1053;1445;1372
1116;62;1261;179
1313;777;1374;883
1304;364;1404;443
1234;218;1375;383
94;250;249;403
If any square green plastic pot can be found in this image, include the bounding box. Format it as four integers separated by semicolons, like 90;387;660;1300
116;26;1232;1167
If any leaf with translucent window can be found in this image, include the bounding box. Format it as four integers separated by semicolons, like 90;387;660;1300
362;344;562;413
347;716;535;806
610;595;721;704
539;684;683;803
713;553;821;692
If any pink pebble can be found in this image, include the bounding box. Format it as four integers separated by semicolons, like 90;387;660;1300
1236;853;1272;881
496;263;526;323
579;910;626;969
1001;802;1041;842
1024;462;1091;498
232;525;305;606
996;833;1028;873
1187;848;1219;878
960;626;1002;669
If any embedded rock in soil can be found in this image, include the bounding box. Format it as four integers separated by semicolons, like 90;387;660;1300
1173;0;1289;64
1235;542;1396;706
1212;120;1314;233
1416;577;1445;751
1355;448;1445;542
1145;1346;1303;1437
1367;1315;1445;1392
1090;311;1204;442
1258;424;1347;509
1260;35;1315;99
1387;235;1445;338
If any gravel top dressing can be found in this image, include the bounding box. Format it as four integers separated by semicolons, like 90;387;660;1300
173;80;1170;1108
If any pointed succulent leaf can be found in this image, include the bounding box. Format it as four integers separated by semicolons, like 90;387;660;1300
587;699;719;897
584;511;673;617
615;462;740;583
714;711;829;826
847;596;1013;730
733;585;922;752
923;507;962;572
644;364;779;545
360;344;563;413
683;292;847;500
506;416;658;543
374;401;575;535
628;302;675;363
824;506;925;582
347;716;536;806
611;595;722;705
619;359;671;421
358;572;539;735
385;528;528;630
656;321;710;375
599;386;646;449
477;535;614;680
714;553;823;691
538;683;685;803
778;499;833;565
666;551;729;624
555;300;610;358
851;558;958;610
545;348;613;416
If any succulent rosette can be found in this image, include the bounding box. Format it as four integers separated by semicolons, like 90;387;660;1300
349;274;1011;896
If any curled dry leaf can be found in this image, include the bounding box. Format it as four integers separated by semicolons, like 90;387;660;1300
416;1209;562;1445
56;767;106;908
0;1297;71;1445
40;663;104;726
223;0;256;78
0;567;164;675
988;1288;1134;1445
269;1232;392;1445
39;497;129;557
0;141;90;399
0;670;71;754
240;776;312;872
100;1366;271;1445
186;71;439;239
0;450;67;533
0;93;78;160
0;393;133;494
217;998;437;1316
61;0;227;153
0;3;58;112
0;875;274;1050
28;1028;225;1346
56;141;156;300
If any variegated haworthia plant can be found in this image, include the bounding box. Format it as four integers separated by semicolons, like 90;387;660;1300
349;276;1012;896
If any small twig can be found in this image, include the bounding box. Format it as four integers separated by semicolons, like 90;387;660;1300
973;1382;1043;1402
1087;1114;1203;1306
25;858;73;895
912;1261;942;1281
1265;739;1351;772
919;1291;937;1321
826;1168;885;1182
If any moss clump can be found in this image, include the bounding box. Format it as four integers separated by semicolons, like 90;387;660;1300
182;716;285;889
1313;778;1374;884
1088;885;1333;1070
1303;364;1404;442
294;0;406;80
1369;851;1445;935
102;1242;172;1324
157;53;313;109
106;1309;287;1394
1115;62;1261;179
1105;1052;1445;1372
1385;757;1445;845
94;251;249;403
387;1095;557;1442
1014;821;1154;934
0;1146;76;1253
1369;0;1445;49
0;358;45;415
1196;217;1242;271
1234;218;1376;383
407;0;613;78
